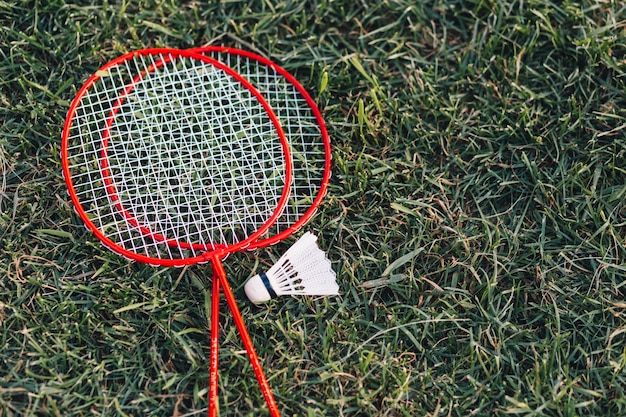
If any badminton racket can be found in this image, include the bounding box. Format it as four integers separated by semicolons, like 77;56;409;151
191;46;332;249
61;48;291;414
191;46;331;417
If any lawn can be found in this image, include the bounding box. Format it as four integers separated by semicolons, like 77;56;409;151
1;0;626;416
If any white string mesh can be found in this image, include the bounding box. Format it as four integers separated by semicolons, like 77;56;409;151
65;52;287;261
200;49;330;247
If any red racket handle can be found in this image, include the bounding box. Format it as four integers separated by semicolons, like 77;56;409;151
208;269;221;417
211;255;281;417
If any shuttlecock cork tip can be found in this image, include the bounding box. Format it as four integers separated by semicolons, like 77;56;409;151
244;272;274;304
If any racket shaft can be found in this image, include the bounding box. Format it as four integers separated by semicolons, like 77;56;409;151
211;256;281;417
209;271;220;417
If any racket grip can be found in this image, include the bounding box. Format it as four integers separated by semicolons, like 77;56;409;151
211;257;281;417
208;270;221;417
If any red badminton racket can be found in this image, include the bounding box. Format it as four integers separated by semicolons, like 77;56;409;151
191;46;332;249
61;48;291;415
190;46;332;417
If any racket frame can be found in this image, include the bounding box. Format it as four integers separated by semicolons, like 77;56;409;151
61;48;293;266
190;46;332;250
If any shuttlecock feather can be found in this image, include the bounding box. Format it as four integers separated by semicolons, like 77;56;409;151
244;232;338;304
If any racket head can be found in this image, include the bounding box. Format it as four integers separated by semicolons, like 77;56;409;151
62;48;292;266
189;46;332;249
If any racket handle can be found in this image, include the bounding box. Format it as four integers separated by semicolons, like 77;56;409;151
211;257;281;417
208;270;221;417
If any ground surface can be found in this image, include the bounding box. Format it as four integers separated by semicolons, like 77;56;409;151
1;1;625;416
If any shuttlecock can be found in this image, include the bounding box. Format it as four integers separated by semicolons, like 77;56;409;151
244;232;338;304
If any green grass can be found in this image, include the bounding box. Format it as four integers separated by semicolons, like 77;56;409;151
1;0;626;416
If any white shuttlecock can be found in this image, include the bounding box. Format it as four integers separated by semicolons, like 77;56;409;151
244;232;339;304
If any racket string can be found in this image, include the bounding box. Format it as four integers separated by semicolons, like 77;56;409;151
206;51;326;235
66;52;288;260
